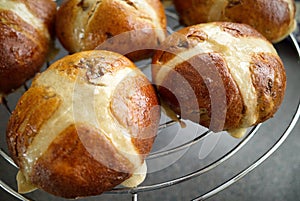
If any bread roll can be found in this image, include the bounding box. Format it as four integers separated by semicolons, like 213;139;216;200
0;0;56;96
6;50;160;198
152;22;286;137
55;0;167;61
173;0;296;43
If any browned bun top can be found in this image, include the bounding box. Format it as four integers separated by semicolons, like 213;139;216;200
7;50;160;198
152;22;286;135
173;0;296;43
0;0;57;95
55;0;167;61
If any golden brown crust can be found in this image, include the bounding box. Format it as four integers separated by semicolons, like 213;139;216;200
0;0;56;95
31;124;133;198
250;52;286;123
224;0;295;42
7;50;160;198
0;11;47;94
56;0;167;61
173;0;296;42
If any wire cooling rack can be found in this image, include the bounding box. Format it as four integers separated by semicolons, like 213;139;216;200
1;4;300;201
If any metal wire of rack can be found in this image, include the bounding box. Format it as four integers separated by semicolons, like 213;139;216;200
1;4;300;201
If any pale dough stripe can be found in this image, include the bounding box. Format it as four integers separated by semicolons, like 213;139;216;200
207;0;227;21
0;0;50;39
73;0;98;51
155;23;277;130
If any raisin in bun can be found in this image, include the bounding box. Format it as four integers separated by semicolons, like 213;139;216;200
173;0;296;43
0;0;56;97
55;0;167;61
6;50;160;198
152;22;286;138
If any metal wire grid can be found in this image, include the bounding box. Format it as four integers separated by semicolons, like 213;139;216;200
0;7;300;201
1;74;300;201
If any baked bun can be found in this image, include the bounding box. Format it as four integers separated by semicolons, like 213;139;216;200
55;0;167;61
152;22;286;137
6;50;160;198
173;0;296;43
0;0;56;96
